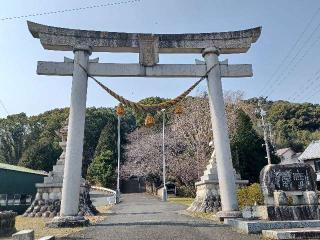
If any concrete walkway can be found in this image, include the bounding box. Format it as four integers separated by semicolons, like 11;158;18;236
64;193;261;240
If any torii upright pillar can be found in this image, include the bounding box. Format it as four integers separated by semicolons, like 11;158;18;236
60;46;91;217
203;47;239;218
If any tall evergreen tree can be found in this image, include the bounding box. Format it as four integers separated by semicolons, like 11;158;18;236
0;113;29;164
230;109;270;183
86;150;116;188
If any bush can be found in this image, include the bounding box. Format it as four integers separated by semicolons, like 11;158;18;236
176;185;196;198
237;183;264;209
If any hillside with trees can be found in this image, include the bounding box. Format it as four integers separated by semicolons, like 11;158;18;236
247;98;320;152
0;94;319;194
0;107;136;188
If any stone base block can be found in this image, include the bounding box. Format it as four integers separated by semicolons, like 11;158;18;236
242;206;261;220
225;218;320;234
216;210;242;221
24;183;97;218
190;178;248;213
188;194;221;213
256;205;320;221
0;211;17;237
188;182;221;213
12;229;34;240
262;227;320;240
46;216;89;228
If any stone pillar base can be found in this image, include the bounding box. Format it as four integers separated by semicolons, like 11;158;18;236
216;210;242;221
46;216;89;228
23;182;98;218
189;179;248;213
187;181;221;213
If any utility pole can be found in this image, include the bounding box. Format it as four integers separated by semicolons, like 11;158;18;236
116;114;121;203
161;109;168;201
268;123;276;151
257;101;272;165
115;103;125;204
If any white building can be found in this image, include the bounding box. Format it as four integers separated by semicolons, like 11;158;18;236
299;140;320;181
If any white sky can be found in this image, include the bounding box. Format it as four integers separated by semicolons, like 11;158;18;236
0;0;320;118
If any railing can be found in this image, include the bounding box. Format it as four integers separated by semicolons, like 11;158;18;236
90;186;117;204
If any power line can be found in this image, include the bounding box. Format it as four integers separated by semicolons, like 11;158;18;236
258;6;320;97
0;0;141;21
265;25;320;99
287;66;320;101
289;70;320;102
0;99;9;116
305;84;320;103
299;74;320;103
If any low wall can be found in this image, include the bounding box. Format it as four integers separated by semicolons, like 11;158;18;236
0;211;17;237
91;186;117;204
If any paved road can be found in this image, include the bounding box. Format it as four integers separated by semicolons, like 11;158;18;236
64;193;261;240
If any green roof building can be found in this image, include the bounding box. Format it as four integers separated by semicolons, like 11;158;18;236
0;163;47;214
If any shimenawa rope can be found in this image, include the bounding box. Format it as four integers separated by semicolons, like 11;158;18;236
79;63;218;112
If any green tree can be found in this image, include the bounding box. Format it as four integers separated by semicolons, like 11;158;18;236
0;106;136;180
19;139;61;172
80;106;135;177
86;150;116;188
231;109;271;183
19;108;68;171
246;98;320;152
86;117;119;187
0;113;29;164
82;107;117;177
86;105;137;186
94;118;117;159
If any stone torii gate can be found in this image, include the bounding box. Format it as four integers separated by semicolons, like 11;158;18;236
27;21;261;224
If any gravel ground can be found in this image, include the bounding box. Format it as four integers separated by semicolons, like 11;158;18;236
62;193;261;240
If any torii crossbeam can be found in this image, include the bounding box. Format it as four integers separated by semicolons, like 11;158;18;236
27;21;261;224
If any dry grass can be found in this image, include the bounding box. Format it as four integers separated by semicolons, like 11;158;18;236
15;217;82;239
185;211;217;221
168;197;194;206
14;205;113;239
167;197;221;222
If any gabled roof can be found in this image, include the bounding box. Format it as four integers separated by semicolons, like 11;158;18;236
0;162;48;176
299;140;320;161
276;148;293;156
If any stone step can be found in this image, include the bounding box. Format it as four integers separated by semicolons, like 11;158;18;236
206;162;216;168
204;165;211;171
225;219;320;234
52;165;64;172
12;229;34;240
200;174;218;181
44;173;64;180
38;236;55;240
205;164;216;169
262;227;320;239
43;175;63;184
203;169;216;175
